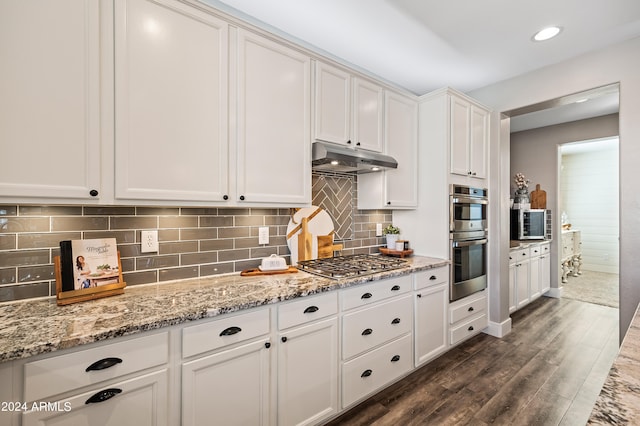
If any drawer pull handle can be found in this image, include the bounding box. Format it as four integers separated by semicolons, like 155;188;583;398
391;285;401;291
220;326;242;336
391;318;401;325
391;355;401;362
468;307;474;312
85;388;122;404
85;357;123;372
303;306;319;314
468;326;475;331
361;292;373;299
429;275;437;280
361;369;373;378
362;328;373;336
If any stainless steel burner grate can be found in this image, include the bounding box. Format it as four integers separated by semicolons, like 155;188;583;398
296;254;408;279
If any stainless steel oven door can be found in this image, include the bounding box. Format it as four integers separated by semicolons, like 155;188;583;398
450;195;488;234
450;237;487;302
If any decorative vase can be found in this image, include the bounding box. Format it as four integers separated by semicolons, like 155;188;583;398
514;188;529;204
385;234;399;249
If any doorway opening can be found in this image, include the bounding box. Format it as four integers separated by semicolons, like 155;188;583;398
558;137;619;308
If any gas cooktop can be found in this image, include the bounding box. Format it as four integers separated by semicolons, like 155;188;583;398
296;254;408;279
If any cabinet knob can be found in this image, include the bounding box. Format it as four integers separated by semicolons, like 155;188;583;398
356;142;361;146
239;195;245;201
89;189;99;197
281;336;287;343
468;326;475;332
417;294;422;298
223;195;229;200
347;140;352;144
387;201;391;205
468;171;472;175
468;306;474;312
264;342;271;349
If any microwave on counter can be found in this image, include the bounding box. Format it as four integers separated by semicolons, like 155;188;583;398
511;209;549;240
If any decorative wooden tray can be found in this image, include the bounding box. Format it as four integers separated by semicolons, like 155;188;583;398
240;266;299;276
379;248;414;258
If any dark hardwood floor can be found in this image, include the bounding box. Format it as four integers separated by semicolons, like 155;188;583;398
326;297;619;426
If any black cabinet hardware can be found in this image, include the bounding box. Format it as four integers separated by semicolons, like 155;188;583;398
265;342;271;349
85;357;122;372
220;326;242;336
362;328;373;336
239;195;245;201
347;140;352;144
468;307;474;312
85;388;122;404
361;292;372;299
417;294;422;298
391;318;401;325
281;336;287;343
429;275;436;280
89;189;99;197
356;142;361;146
223;195;228;200
391;355;400;362
391;285;400;291
468;326;474;331
303;306;319;314
361;369;372;378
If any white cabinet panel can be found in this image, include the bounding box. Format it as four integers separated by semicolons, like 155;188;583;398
114;0;229;202
236;29;311;205
450;96;471;177
449;93;489;180
314;62;351;145
352;78;384;152
414;283;447;366
0;0;102;201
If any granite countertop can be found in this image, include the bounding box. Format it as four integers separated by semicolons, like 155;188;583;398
0;256;448;364
589;303;640;424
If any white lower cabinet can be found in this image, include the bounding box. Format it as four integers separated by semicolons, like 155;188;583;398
449;291;487;346
277;293;339;426
509;242;551;313
414;267;448;366
182;340;271;426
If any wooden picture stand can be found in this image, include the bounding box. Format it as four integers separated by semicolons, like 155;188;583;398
54;252;126;306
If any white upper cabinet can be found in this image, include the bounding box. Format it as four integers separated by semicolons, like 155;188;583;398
114;0;229;202
352;78;384;152
235;29;311;205
358;90;418;209
450;93;489;180
0;0;103;202
314;62;383;152
314;62;351;145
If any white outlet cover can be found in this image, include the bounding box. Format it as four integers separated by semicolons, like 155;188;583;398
141;230;159;253
376;223;383;237
258;227;269;245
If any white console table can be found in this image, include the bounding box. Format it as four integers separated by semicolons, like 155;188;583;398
561;229;582;283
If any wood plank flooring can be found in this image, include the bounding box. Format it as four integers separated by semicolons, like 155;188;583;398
325;297;619;426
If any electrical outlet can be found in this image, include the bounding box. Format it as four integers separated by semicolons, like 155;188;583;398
141;230;158;253
376;223;383;237
258;227;269;245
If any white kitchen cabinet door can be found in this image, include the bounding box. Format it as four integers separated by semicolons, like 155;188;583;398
414;283;448;366
357;91;417;209
508;263;517;313
352;78;384;152
449;96;471;177
182;339;271;426
516;260;530;309
314;62;351;145
0;0;103;202
236;29;311;205
22;369;168;426
277;317;338;426
469;105;489;179
530;255;541;300
114;0;229;202
540;254;551;294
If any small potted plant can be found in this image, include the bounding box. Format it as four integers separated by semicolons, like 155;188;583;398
383;224;400;249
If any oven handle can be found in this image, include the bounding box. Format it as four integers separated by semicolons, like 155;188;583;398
452;238;488;248
451;196;488;205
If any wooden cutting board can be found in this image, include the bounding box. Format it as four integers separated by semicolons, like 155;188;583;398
317;233;344;259
298;217;313;262
286;206;335;265
530;184;547;209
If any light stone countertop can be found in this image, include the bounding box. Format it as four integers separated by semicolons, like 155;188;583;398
0;256;448;363
589;303;640;424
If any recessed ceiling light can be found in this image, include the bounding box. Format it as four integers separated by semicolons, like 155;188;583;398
330;160;339;165
371;167;380;172
532;26;562;42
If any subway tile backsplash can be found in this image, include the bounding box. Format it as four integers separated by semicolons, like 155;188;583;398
0;204;392;303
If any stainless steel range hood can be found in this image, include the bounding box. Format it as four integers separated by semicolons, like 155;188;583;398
312;141;398;174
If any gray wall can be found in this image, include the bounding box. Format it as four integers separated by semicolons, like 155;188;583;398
510;114;619;288
469;35;640;343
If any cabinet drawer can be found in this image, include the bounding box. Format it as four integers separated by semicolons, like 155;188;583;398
509;248;529;264
342;295;412;359
414;266;448;291
183;308;270;358
540;243;551;254
341;275;411;311
449;293;487;324
450;314;487;346
24;332;168;402
278;292;338;330
342;334;412;408
530;245;543;257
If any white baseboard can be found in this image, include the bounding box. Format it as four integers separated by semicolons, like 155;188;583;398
485;317;512;338
545;287;563;298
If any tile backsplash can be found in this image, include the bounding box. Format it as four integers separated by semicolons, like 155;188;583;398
0;203;391;303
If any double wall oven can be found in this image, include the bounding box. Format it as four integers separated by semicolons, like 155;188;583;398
449;185;488;302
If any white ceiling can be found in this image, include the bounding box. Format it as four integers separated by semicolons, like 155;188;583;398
202;0;640;129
